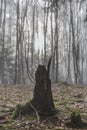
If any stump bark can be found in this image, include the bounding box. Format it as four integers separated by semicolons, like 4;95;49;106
30;65;56;116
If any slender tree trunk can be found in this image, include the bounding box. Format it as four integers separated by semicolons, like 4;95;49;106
55;5;59;82
1;0;6;83
0;0;3;27
31;3;35;74
14;0;20;84
66;2;72;83
43;2;49;65
38;49;40;65
70;0;78;84
50;5;55;81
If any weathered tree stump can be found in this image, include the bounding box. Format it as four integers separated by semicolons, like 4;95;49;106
12;64;56;119
30;65;56;116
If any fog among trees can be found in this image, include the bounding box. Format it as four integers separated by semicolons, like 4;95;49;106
0;0;87;85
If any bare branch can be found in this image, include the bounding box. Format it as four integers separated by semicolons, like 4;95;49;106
25;46;35;84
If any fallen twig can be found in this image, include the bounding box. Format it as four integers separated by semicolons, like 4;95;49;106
29;102;40;124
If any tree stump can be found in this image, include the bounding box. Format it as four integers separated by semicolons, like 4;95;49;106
12;65;56;119
30;65;56;116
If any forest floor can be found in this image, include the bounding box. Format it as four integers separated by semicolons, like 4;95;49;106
0;83;87;130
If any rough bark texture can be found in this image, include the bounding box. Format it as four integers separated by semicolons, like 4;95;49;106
30;65;56;116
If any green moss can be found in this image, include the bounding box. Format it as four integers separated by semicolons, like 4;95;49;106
11;99;56;119
11;101;34;120
8;117;14;123
56;128;62;130
66;111;85;128
11;103;22;119
70;111;82;127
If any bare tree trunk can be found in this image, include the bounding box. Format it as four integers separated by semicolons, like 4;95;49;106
67;23;72;83
70;0;78;84
1;0;6;83
0;0;3;27
31;3;35;74
50;5;55;81
20;0;28;84
55;5;59;82
66;2;72;83
51;6;53;56
70;0;81;84
38;49;40;65
43;2;49;65
14;0;20;84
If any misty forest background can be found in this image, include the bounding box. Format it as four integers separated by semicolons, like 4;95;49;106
0;0;87;85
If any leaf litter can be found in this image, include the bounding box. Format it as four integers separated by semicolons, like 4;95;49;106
0;83;87;130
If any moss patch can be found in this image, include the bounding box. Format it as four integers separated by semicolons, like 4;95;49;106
66;111;87;128
70;111;82;126
11;103;22;119
11;101;35;119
